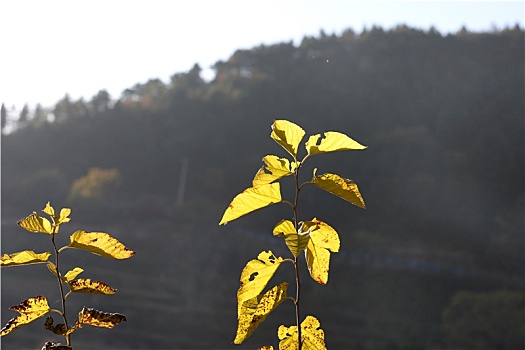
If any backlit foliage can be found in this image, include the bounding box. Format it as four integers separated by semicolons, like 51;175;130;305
1;202;134;348
220;120;366;348
68;167;120;203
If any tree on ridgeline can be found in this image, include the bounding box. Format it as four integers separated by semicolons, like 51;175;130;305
1;103;7;131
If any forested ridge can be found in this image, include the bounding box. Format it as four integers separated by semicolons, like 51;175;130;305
2;25;524;349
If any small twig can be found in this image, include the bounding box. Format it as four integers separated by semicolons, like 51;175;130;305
281;200;295;210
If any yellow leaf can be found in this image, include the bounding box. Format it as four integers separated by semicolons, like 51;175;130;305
259;346;274;350
47;262;59;278
66;325;79;336
42;202;71;226
1;296;50;336
273;219;296;237
305;131;366;155
278;315;326;350
304;219;340;252
63;267;84;282
273;220;310;257
253;155;295;187
305;239;331;285
311;171;366;209
219;183;282;225
17;212;53;234
69;230;135;259
234;282;288;344
77;307;126;329
57;208;72;225
1;250;51;267
271;120;306;159
69;278;116;295
43;202;55;216
278;324;298;350
238;251;285;311
303;219;339;285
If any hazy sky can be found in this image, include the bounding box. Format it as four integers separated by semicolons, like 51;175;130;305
1;0;523;110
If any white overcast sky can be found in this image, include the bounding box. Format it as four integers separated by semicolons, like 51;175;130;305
1;0;523;110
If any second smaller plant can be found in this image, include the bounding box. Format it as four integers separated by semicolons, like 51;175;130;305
1;202;135;349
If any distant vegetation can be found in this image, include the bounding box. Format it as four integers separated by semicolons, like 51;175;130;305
2;25;523;349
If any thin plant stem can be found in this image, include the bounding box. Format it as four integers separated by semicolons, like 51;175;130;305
292;162;303;350
51;228;71;346
294;255;302;349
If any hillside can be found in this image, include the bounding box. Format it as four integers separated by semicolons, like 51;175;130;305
2;25;524;349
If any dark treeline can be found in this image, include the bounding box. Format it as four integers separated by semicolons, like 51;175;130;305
2;25;524;349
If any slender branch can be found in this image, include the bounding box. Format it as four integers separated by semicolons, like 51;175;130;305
57;246;71;253
284;296;297;304
300;154;310;165
294;255;302;349
298;181;313;191
50;227;71;346
49;309;65;316
281;200;295;210
292;162;303;350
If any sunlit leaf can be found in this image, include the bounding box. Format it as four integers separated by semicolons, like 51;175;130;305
77;307;126;329
258;346;274;350
234;282;288;344
298;316;327;350
42;202;71;226
305;238;331;285
278;324;298;350
17;212;53;234
1;250;51;267
305;131;366;155
69;278;116;295
219;183;282;225
43;202;55;217
47;262;59;278
303;218;340;284
273;219;296;237
63;267;84;282
273;220;310;257
1;296;50;336
303;219;340;252
271;120;306;159
57;208;72;225
49;264;86;284
65;324;80;337
311;170;366;209
238;251;285;311
253;155;296;187
278;315;326;350
69;230;135;259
